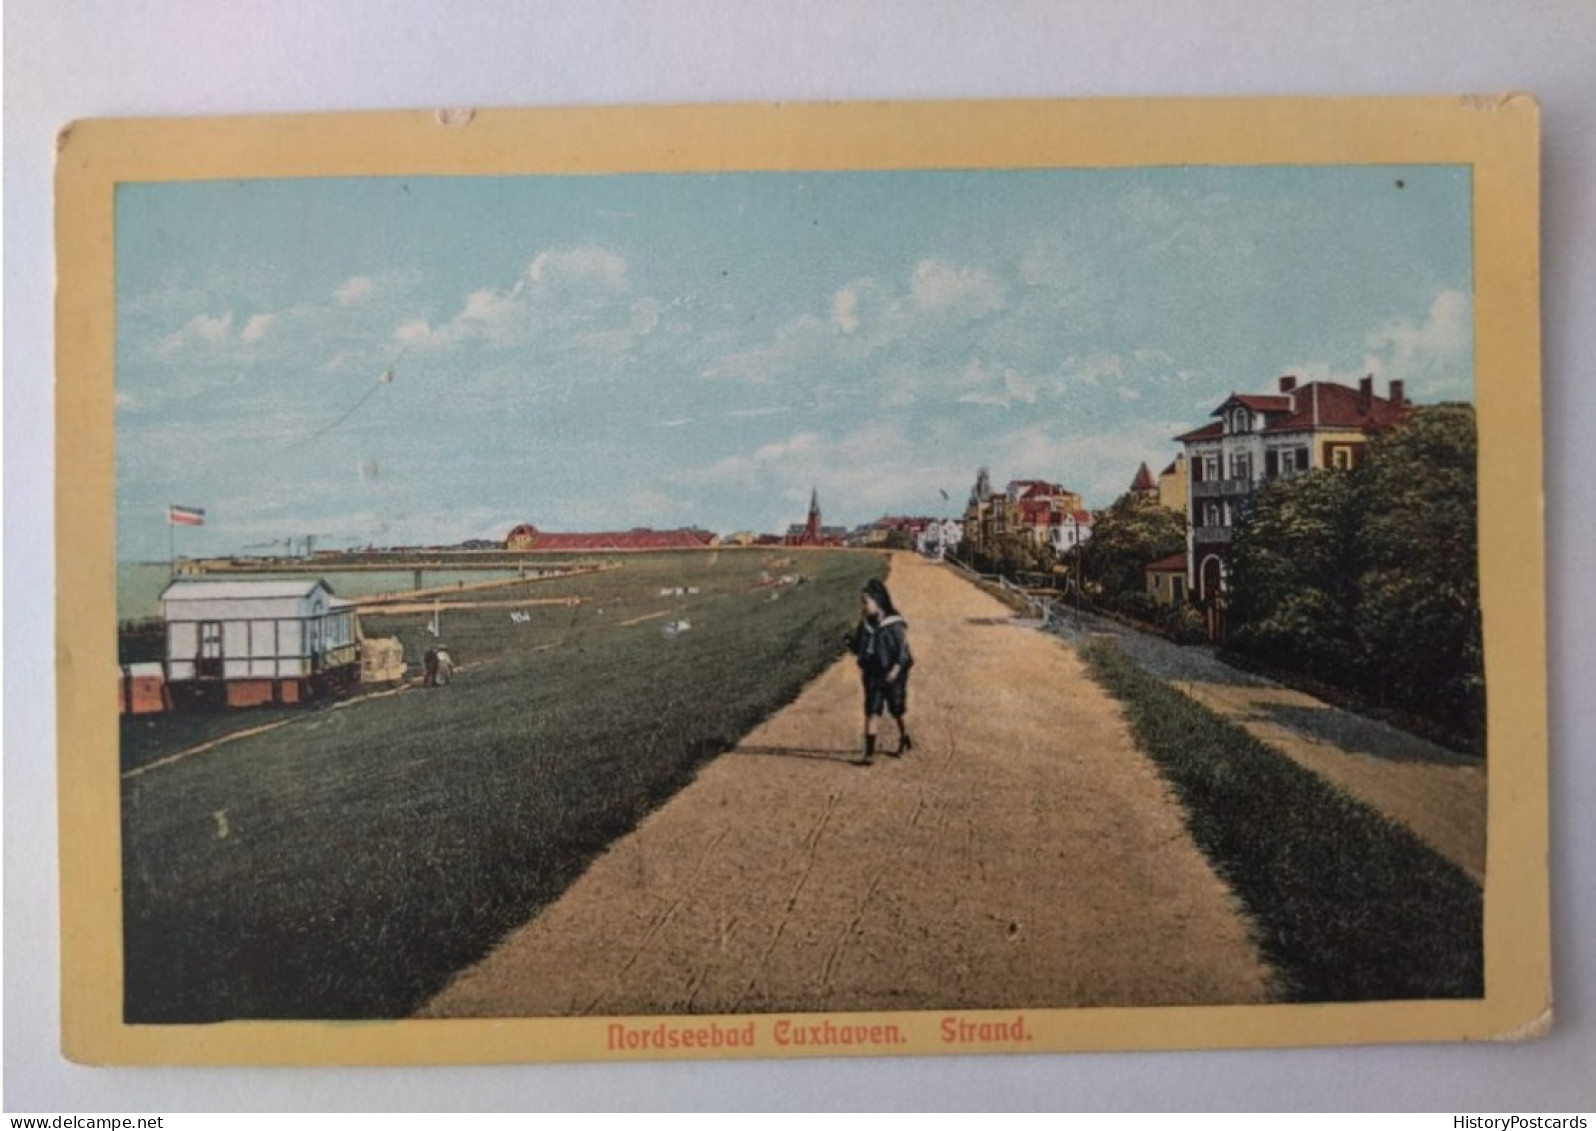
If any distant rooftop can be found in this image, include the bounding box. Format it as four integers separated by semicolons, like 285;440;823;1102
161;578;334;602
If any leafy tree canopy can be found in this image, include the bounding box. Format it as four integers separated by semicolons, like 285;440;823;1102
1227;404;1482;740
1083;494;1186;599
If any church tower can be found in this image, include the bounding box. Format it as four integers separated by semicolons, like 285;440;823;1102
804;487;821;542
971;465;992;506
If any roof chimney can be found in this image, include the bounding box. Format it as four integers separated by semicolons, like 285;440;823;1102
1388;379;1405;406
1358;374;1374;413
1278;375;1297;393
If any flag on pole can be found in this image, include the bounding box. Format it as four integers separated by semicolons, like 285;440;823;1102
168;504;206;527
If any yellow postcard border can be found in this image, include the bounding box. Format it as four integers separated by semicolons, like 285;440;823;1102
55;96;1547;1066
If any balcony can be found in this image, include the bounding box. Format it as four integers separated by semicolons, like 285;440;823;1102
1192;526;1233;544
1191;477;1254;499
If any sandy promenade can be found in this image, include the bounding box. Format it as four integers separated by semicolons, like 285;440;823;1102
420;553;1271;1017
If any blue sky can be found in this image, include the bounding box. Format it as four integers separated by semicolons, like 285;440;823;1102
115;165;1473;559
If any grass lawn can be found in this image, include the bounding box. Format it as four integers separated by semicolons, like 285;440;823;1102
122;549;883;1022
1082;640;1483;1002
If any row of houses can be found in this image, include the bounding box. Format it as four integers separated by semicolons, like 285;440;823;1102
945;372;1415;640
725;492;962;555
961;471;1095;559
840;514;964;556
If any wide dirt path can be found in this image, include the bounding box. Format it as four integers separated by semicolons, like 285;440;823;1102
420;553;1270;1017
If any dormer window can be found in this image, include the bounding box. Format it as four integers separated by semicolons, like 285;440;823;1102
1229;406;1251;434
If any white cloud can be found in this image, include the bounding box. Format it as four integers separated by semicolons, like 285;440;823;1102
395;319;434;347
1004;370;1042;405
1019;235;1078;290
635;490;687;517
685;420;977;524
457;287;524;338
397;245;641;355
1362;289;1471;393
909;259;1005;318
1062;352;1126;386
830;285;861;333
141;269;425;375
335;276;375;305
157;312;233;358
1282;290;1474;400
685;429;827;490
952;359;1043;409
1366;289;1469;362
754;432;822;461
993;420;1192;507
704;258;1017;388
699;313;833;383
527;246;630;294
629;298;661;336
240;313;276;343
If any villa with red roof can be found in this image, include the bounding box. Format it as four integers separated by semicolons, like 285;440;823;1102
1176;374;1413;637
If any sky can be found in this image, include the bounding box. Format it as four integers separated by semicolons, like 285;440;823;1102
114;164;1473;559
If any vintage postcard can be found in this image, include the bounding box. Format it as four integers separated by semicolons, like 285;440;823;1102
55;97;1547;1065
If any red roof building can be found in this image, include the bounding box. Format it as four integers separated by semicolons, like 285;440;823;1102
1176;373;1414;637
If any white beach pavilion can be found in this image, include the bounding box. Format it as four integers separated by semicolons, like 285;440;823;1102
159;578;360;707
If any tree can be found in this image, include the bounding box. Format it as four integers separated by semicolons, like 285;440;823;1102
1354;404;1483;733
990;532;1045;575
1227;469;1364;682
1225;404;1483;739
1082;494;1186;604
